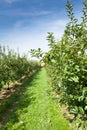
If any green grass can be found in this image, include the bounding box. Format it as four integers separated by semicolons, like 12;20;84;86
0;68;70;130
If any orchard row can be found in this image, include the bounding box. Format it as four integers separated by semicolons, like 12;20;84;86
0;46;40;89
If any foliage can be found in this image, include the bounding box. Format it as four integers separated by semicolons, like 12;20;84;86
42;0;87;129
0;46;40;89
29;48;44;60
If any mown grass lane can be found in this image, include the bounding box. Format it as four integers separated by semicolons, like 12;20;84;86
0;68;70;130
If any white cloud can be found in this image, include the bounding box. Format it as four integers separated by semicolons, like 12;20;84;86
34;19;67;40
0;19;67;56
4;0;20;4
0;9;51;17
16;11;51;17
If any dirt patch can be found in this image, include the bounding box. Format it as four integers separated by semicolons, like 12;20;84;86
0;82;21;105
0;70;36;106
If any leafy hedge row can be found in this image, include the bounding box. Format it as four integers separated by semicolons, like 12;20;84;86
43;0;87;129
0;46;40;89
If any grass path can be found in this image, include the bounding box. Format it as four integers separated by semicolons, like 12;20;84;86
0;68;70;130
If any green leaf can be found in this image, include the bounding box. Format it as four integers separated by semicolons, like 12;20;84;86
68;76;79;83
79;107;84;114
70;107;78;114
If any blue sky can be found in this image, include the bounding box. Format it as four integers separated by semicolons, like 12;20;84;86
0;0;83;55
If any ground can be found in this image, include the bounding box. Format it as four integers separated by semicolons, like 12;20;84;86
0;68;70;130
